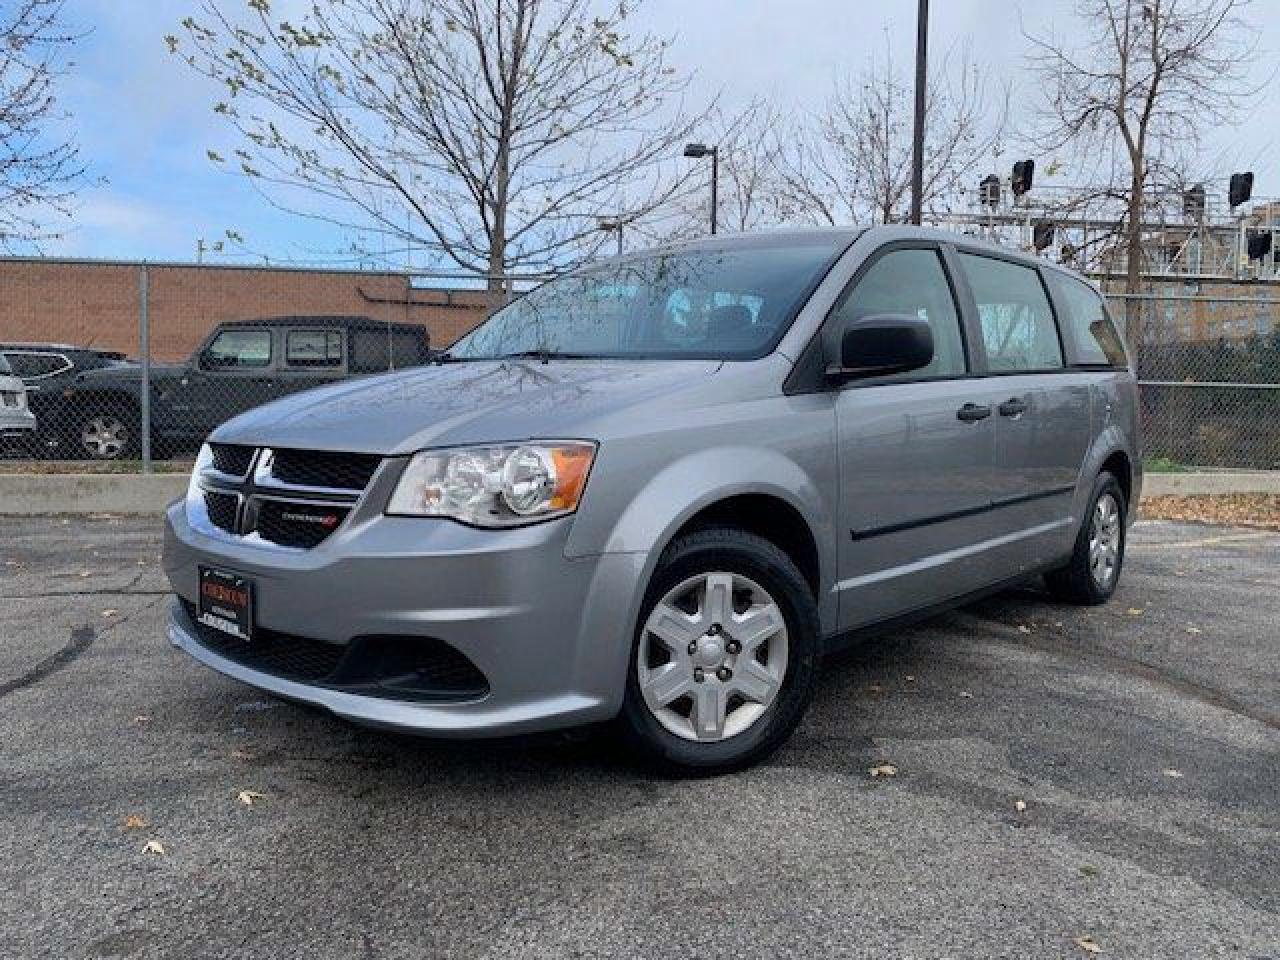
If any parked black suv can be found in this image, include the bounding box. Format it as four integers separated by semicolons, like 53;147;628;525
0;344;131;455
51;316;432;460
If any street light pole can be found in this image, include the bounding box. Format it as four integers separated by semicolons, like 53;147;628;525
909;0;929;226
684;142;720;236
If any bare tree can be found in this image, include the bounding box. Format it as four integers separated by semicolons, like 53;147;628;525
0;0;85;248
1026;0;1259;299
170;0;707;295
777;44;1006;226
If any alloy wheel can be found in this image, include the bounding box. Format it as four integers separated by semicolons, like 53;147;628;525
1088;492;1122;588
80;415;128;459
637;571;789;742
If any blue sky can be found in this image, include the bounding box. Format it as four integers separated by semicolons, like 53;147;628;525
42;0;1280;266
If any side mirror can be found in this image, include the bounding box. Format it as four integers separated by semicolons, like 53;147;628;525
829;313;934;380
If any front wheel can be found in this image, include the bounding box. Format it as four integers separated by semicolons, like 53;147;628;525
75;406;138;460
1046;471;1127;605
619;527;820;775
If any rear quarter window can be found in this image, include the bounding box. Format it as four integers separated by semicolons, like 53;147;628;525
1045;271;1129;367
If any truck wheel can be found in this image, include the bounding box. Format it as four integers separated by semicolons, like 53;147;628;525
1045;471;1127;605
619;527;820;775
76;406;138;460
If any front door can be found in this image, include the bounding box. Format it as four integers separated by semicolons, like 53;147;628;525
173;326;279;440
832;245;1000;630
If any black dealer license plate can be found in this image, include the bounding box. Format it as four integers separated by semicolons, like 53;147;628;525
197;566;255;641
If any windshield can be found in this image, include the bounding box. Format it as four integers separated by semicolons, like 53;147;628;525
450;237;849;361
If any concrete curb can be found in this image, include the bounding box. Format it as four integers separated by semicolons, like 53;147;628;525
0;470;1277;516
1143;472;1280;496
0;474;186;515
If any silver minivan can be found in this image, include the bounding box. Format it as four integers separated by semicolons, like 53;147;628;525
163;226;1140;773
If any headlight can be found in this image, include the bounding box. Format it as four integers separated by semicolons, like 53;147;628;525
386;442;596;527
186;444;214;514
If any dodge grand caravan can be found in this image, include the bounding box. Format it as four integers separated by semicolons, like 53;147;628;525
163;226;1140;773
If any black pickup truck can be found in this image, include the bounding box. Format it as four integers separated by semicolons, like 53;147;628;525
55;316;432;460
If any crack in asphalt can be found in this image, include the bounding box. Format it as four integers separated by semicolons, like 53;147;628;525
956;611;1280;731
0;589;171;599
0;595;166;700
0;626;95;700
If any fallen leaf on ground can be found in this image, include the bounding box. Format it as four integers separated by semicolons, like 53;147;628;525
122;815;147;830
904;675;915;682
132;715;150;725
1017;624;1032;634
958;691;973;699
1162;768;1184;779
1073;935;1102;954
229;748;257;761
101;609;118;618
1126;608;1144;616
1142;494;1280;531
78;571;91;578
237;790;266;806
868;764;898;778
1014;799;1027;813
142;840;165;855
1079;864;1099;877
867;683;883;694
1185;626;1201;635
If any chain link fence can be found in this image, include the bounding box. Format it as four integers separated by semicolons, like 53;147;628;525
1107;292;1280;470
0;258;537;471
2;258;1278;473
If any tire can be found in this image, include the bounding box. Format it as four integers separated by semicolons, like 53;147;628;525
1045;471;1127;605
74;404;139;461
619;527;820;775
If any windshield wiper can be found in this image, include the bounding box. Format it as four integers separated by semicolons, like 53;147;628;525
494;349;593;364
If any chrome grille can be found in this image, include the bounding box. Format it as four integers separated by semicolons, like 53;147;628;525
193;446;381;548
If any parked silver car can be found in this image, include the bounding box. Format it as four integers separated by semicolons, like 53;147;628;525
163;226;1140;772
0;351;37;449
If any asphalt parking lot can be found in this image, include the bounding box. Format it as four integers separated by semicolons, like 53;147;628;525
1;515;1277;959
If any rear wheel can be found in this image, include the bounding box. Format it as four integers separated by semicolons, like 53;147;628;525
1046;472;1127;605
620;527;819;775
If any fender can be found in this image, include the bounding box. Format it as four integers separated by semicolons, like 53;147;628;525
1075;424;1140;531
566;444;839;632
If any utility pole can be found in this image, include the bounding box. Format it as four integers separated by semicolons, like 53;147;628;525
909;0;929;226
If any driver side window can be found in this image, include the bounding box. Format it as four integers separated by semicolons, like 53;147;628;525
828;248;966;380
204;329;272;369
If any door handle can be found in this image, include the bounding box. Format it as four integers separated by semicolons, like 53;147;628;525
956;402;992;422
998;397;1028;417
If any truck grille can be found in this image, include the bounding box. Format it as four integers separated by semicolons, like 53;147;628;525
193;446;382;548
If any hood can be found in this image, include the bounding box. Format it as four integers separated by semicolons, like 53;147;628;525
74;360;188;384
211;358;725;454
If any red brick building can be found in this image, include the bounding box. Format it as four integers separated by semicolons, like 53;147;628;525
0;259;492;362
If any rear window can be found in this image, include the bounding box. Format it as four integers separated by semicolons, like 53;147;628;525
959;253;1064;372
0;353;10;375
1045;272;1128;367
286;329;344;368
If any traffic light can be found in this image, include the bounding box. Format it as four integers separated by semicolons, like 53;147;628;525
980;174;1001;208
1011;160;1035;197
1182;184;1206;220
1246;229;1271;261
1032;220;1055;251
1229;172;1254;208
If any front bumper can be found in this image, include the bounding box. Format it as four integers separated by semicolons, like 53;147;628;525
0;407;36;436
162;500;647;737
